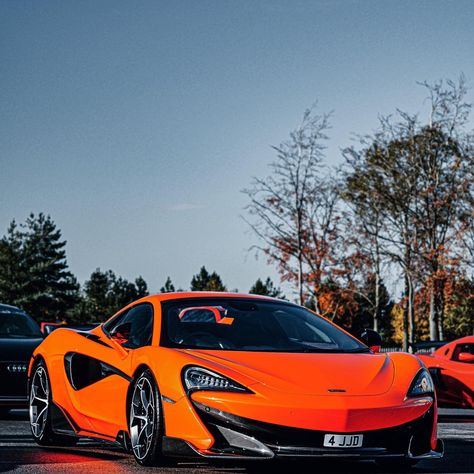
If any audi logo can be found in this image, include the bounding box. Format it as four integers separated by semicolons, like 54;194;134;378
6;363;27;373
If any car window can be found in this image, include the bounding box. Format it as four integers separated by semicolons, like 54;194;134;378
103;309;129;334
105;304;153;349
0;311;42;338
452;343;474;363
161;298;367;353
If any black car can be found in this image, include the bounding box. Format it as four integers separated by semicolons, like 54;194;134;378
0;304;43;415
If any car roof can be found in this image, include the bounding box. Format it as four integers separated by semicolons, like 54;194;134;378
433;335;474;356
0;303;25;314
106;292;288;320
135;292;284;307
450;335;474;344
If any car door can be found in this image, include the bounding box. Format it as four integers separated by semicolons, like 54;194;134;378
66;303;154;437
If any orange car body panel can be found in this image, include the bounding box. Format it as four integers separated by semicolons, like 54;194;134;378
30;292;439;454
419;336;474;409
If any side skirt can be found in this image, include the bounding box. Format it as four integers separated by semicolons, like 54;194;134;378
50;401;121;444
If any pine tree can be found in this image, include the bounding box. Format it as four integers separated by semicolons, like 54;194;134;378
0;221;26;304
0;214;79;321
76;268;150;322
21;214;79;320
160;276;176;293
249;277;284;298
190;266;226;291
135;276;149;298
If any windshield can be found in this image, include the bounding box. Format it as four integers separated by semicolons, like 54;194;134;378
161;298;367;353
0;311;42;338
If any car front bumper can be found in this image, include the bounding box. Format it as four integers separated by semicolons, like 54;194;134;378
162;400;443;461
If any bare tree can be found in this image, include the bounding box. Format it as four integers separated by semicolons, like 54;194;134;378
243;106;333;305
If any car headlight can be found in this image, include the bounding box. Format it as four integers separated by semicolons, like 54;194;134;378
182;366;251;394
407;368;435;397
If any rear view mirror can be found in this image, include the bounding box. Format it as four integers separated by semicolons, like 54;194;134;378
458;352;474;363
359;329;382;353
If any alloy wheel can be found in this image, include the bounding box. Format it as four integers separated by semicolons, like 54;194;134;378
29;365;49;438
130;375;156;460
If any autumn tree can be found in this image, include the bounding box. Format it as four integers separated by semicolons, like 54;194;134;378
343;116;424;350
342;160;388;334
343;77;474;347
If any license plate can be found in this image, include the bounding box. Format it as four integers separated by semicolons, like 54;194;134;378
323;434;363;448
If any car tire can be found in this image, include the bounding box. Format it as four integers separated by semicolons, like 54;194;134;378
0;407;10;418
129;368;166;466
29;360;77;447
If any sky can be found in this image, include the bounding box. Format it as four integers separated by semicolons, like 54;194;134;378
1;0;474;298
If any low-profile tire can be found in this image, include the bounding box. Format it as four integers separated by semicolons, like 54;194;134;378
129;368;165;466
29;360;77;447
376;458;418;471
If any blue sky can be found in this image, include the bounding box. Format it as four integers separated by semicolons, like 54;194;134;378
1;0;474;297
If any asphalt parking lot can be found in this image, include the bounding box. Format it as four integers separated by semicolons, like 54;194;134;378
0;410;472;474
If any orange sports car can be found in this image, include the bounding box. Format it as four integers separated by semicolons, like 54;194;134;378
418;336;474;409
28;292;443;468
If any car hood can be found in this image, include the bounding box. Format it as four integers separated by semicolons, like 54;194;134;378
0;337;43;361
187;350;395;396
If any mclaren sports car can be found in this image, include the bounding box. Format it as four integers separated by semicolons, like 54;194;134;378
28;292;443;467
418;336;474;408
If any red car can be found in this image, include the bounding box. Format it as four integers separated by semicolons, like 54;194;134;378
418;336;474;409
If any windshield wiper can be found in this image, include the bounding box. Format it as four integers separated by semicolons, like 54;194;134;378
295;347;371;354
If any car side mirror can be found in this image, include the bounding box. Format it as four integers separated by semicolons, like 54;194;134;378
458;352;474;363
111;322;132;342
359;329;382;353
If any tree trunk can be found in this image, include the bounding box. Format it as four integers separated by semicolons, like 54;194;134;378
297;254;303;305
429;284;438;340
402;273;410;352
373;271;380;332
373;223;381;333
407;274;415;353
437;278;445;340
